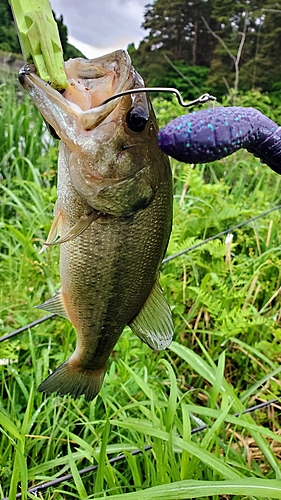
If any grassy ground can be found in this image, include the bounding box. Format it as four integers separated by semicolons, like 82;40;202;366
1;79;281;499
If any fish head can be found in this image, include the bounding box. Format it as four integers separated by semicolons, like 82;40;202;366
20;50;169;216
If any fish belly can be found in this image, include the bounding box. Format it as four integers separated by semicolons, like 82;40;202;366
38;141;172;400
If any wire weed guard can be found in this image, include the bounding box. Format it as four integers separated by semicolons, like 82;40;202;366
9;0;67;91
98;88;216;108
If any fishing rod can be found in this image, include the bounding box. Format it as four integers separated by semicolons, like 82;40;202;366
3;397;279;499
163;203;281;263
1;203;281;343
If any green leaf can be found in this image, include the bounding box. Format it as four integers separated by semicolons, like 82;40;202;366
107;479;281;499
67;440;88;499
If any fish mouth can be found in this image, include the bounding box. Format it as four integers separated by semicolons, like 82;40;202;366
20;50;141;131
19;50;153;202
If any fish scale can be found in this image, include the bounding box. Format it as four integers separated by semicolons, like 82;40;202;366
57;141;172;372
20;50;174;401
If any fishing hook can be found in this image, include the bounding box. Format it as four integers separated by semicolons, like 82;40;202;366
98;88;216;108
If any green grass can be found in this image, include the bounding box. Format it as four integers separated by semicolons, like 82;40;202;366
1;81;281;499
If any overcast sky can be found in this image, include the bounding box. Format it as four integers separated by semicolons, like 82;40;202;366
50;0;150;59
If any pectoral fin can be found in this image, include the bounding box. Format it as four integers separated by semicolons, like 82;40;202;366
42;211;100;247
39;203;63;254
36;290;69;319
129;281;174;351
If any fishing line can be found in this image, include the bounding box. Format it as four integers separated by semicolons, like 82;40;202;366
4;397;279;499
163;203;281;263
98;89;216;108
1;204;280;343
0;313;55;343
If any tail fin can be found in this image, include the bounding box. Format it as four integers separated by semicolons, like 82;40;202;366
38;360;106;401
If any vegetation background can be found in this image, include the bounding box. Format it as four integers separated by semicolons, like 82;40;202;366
1;0;281;498
129;0;281;104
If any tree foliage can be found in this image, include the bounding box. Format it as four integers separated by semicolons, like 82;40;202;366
0;0;21;54
142;0;216;64
131;0;281;100
130;0;216;99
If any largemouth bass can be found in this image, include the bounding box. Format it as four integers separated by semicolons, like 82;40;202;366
19;50;173;401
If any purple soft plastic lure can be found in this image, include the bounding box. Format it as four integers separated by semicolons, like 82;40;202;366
158;106;281;175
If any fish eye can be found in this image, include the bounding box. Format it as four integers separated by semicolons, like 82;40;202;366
126;107;149;132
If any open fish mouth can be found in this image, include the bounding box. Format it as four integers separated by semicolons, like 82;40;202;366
19;50;155;210
63;50;133;110
19;50;141;131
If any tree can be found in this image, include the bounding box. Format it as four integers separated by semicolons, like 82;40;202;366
53;13;85;59
130;0;216;98
140;0;215;65
0;0;21;54
250;4;281;92
206;0;279;94
132;0;281;98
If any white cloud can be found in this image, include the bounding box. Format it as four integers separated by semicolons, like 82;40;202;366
50;0;148;55
68;36;122;59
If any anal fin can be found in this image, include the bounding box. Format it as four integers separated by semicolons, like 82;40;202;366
36;289;69;319
129;281;174;351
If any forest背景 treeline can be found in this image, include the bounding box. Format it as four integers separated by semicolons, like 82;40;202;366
1;0;280;102
129;0;281;102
